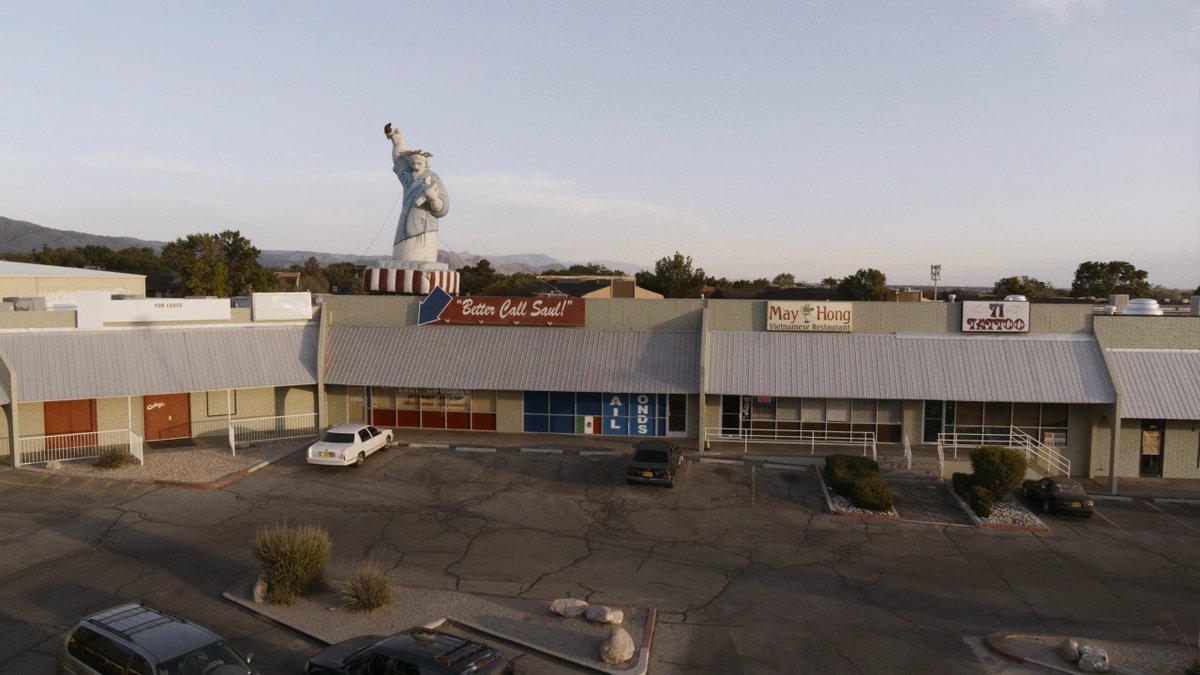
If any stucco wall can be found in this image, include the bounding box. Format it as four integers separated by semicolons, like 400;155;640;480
97;397;141;433
1094;316;1200;349
496;390;524;433
0;275;146;306
705;299;1095;335
17;402;44;436
1163;421;1200;479
326;385;350;427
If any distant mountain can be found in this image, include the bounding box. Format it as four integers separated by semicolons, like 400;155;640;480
0;216;646;276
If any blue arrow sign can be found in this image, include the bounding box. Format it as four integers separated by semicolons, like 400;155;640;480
418;286;453;325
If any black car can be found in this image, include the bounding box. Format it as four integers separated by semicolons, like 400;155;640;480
306;627;513;675
1021;477;1095;517
626;439;683;487
57;603;256;675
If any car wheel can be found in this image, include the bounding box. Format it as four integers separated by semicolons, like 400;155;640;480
353;452;365;468
1042;498;1051;514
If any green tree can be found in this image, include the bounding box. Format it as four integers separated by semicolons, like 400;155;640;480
992;275;1057;298
836;268;889;301
635;252;706;298
325;262;364;294
459;259;498;295
290;257;330;294
1070;261;1150;298
541;263;626;276
484;271;541;296
772;273;796;287
161;230;275;297
821;277;839;288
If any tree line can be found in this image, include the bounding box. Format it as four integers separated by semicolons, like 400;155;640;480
2;234;1194;301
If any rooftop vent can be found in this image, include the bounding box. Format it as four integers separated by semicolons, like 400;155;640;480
1122;298;1163;316
1003;295;1028;302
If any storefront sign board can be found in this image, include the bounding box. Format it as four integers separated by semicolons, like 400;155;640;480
961;301;1030;333
766;301;853;332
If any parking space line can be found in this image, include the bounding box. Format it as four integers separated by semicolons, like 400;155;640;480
580;450;619;457
455;447;497;454
1093;510;1127;534
699;458;743;466
1145;501;1200;536
520;448;563;454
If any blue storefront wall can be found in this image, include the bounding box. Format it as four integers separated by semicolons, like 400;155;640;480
523;391;665;436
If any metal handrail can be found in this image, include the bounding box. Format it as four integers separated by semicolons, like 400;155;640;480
17;429;144;466
936;427;1071;476
193;413;319;452
704;427;877;462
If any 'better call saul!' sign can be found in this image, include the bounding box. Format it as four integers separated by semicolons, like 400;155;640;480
419;288;586;327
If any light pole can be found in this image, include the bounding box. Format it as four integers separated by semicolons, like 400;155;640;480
930;264;941;301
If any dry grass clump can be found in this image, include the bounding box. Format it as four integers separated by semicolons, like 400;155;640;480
254;523;331;605
343;564;393;613
92;449;139;469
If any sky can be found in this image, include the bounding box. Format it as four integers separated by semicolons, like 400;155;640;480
1;1;1197;289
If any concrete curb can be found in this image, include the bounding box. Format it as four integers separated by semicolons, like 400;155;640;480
455;446;497;454
222;576;656;674
520;447;564;455
982;631;1199;674
1154;497;1200;506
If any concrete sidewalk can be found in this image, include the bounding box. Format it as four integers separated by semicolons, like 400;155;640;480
223;575;654;674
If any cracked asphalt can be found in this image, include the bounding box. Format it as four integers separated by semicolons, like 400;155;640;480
1;446;1198;674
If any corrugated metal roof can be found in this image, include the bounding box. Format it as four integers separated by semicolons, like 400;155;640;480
325;325;699;393
706;332;1115;403
0;324;317;402
0;260;144;278
1107;349;1200;419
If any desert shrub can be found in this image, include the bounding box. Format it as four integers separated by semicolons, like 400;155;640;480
970;446;1027;499
951;472;973;499
343;565;393;613
92;449;138;469
849;474;894;512
826;455;881;496
254;523;331;605
966;485;994;518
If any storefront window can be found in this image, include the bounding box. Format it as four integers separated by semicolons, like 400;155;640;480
522;391;671;437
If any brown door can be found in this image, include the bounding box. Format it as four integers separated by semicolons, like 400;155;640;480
144;393;191;441
1140;420;1164;477
44;400;98;450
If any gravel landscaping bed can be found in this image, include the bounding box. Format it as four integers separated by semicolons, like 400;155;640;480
827;492;900;519
980;496;1047;529
32;439;307;484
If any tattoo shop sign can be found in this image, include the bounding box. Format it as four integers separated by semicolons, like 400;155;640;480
962;301;1030;333
766;301;853;332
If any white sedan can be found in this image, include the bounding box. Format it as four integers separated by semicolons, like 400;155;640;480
306;424;394;467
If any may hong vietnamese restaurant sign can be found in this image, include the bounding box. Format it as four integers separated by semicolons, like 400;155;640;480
766;301;853;332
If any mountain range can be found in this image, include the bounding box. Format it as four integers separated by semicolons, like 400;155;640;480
0;216;644;276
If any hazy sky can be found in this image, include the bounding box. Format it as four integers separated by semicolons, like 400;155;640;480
2;1;1197;288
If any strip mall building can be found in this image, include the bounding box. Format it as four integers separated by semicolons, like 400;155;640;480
1;279;1198;481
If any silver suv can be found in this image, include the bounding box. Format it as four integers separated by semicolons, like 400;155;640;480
57;604;256;675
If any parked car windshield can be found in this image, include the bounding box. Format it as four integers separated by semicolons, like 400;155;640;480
159;641;251;675
321;432;356;444
633;449;670;464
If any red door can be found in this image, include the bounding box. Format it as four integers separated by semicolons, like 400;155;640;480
144;393;191;441
43;399;97;450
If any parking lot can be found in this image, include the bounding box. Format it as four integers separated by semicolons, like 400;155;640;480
1;444;1199;673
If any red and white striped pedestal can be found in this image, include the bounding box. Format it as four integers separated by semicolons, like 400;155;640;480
363;267;460;295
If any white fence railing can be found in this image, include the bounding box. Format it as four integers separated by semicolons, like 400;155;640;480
936;428;1070;476
17;429;144;466
704;427;877;462
192;413;319;451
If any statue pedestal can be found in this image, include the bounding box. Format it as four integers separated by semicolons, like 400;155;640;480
363;260;460;295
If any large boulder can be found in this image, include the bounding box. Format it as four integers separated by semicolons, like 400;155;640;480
586;606;624;625
1057;638;1081;663
1077;644;1110;673
550;597;589;618
600;627;635;665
